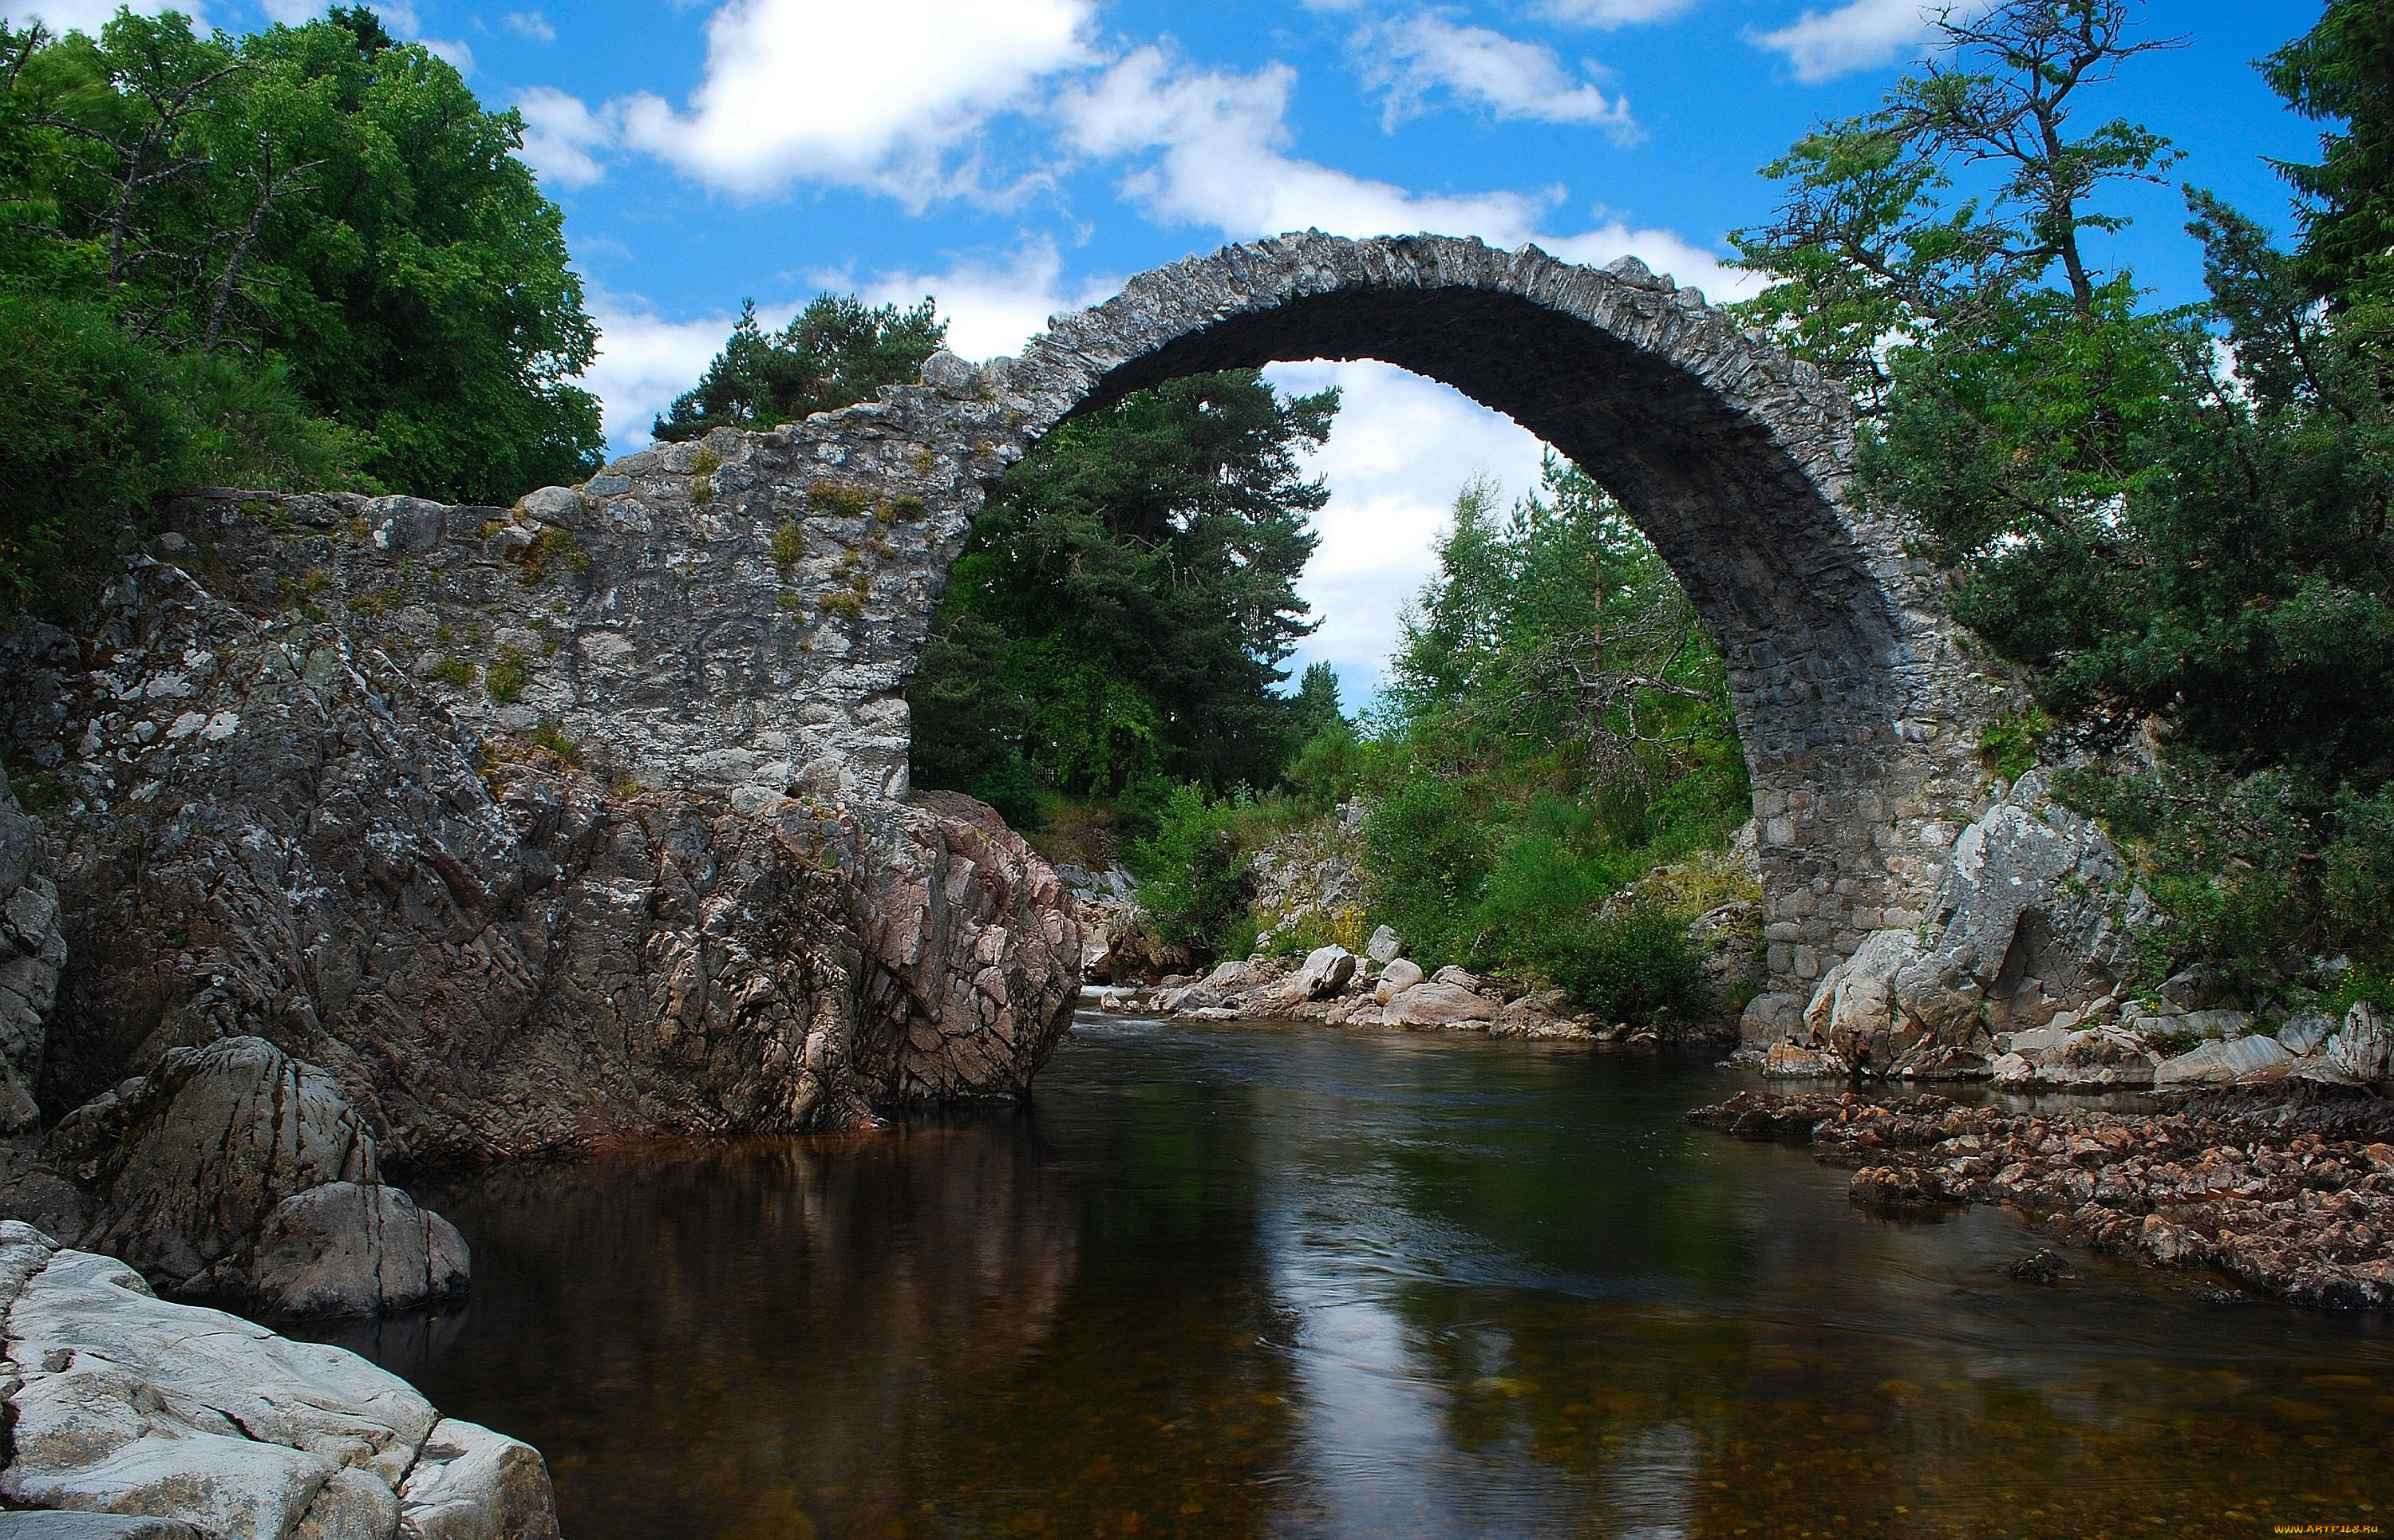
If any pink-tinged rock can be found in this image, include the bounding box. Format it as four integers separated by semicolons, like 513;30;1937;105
1382;981;1497;1028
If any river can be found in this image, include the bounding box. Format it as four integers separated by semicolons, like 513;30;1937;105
316;1014;2394;1538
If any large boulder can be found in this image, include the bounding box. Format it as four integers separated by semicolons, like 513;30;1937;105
2155;1034;2294;1088
1292;946;1357;1000
2327;1003;2392;1082
1373;958;1425;1004
247;1182;471;1321
0;1222;558;1539
1382;980;1499;1028
1800;928;1924;1068
1889;771;2142;1038
47;1037;465;1318
0;783;65;1133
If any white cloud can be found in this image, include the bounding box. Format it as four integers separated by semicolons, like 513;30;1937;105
1059;49;1551;243
2;0;192;31
1751;0;1969;82
1539;219;1755;301
1056;48;1743;301
516;85;612;188
581;295;795;450
615;0;1094;199
1534;0;1697;27
858;238;1118;361
418;35;474;73
1265;361;1548;702
505;10;555;41
1362;14;1637;136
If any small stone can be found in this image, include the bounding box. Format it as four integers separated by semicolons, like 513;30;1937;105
2006;1249;2072;1283
1365;925;1402;964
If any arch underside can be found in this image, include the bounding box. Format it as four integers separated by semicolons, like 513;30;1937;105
1012;277;1975;981
1069;287;1908;766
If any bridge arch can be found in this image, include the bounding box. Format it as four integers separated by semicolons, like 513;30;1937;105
962;232;1992;988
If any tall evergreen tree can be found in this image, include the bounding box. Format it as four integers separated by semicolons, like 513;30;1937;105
652;294;945;441
907;369;1336;813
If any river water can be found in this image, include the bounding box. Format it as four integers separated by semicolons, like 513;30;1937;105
322;1015;2394;1538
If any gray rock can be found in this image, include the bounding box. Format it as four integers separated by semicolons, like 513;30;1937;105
1990;1025;2159;1088
54;1038;380;1293
1293;946;1356;1000
1373;958;1425;1003
247;1183;471;1321
2278;1011;2337;1056
1430;965;1483;991
2325;1002;2390;1083
2155;1034;2293;1087
1801;928;1923;1064
512;485;586;528
0;783;65;1133
0;1222;555;1540
918;349;978;395
1889;772;2139;1039
0;1514;202;1537
2159;963;2222;1010
1365;925;1403;965
396;1420;563;1540
1738;991;1804;1044
2176;1008;2251;1040
1382;980;1498;1028
49;1038;465;1318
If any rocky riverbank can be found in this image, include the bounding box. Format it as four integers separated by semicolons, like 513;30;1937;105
1096;942;1741;1046
1690;1085;2394;1306
0;1219;559;1537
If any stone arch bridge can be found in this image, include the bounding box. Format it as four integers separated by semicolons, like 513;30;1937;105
196;232;2000;992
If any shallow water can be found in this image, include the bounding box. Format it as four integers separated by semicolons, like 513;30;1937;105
320;1017;2394;1538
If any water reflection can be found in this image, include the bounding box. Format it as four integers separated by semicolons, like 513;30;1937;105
317;1016;2394;1539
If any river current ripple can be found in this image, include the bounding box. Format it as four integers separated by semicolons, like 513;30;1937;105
316;1014;2394;1539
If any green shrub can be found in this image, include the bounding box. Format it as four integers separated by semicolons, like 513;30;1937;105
2061;762;2394;991
432;657;475;688
771;523;806;574
1537;902;1705;1024
485;646;531;704
526;721;583;767
1977;707;2051;782
806;480;871;517
1127;782;1252;950
1361;778;1491;969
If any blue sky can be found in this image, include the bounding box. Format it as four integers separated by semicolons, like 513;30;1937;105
7;0;2330;701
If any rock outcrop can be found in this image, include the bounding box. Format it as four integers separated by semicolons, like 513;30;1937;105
0;1221;558;1538
1;548;1079;1160
0;783;65;1133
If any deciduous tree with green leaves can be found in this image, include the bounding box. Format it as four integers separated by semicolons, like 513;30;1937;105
1735;0;2394;990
